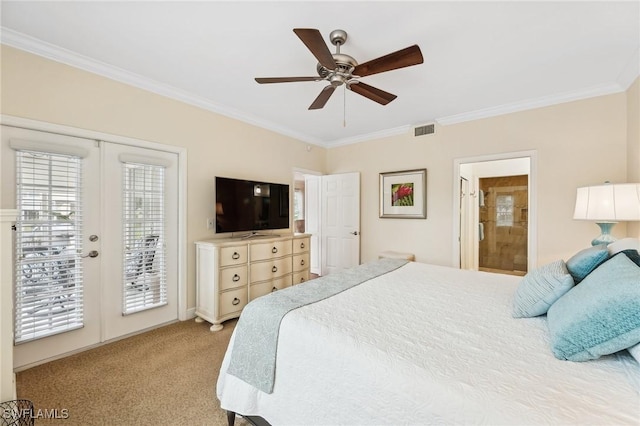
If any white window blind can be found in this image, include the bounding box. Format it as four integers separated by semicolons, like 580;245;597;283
14;150;84;343
122;162;167;314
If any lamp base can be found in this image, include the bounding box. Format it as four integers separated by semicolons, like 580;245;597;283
591;222;617;246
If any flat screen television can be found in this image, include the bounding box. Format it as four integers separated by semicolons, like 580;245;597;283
215;176;290;235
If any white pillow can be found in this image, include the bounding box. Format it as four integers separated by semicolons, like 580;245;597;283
608;238;640;256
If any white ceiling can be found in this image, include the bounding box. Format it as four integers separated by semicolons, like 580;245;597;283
1;1;639;147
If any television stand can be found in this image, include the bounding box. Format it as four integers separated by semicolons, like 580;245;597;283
194;234;311;331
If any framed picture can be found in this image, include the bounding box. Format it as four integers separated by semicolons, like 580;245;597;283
379;169;427;219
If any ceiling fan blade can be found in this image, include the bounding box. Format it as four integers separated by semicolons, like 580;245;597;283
353;45;423;77
348;82;397;105
293;28;337;70
309;85;336;110
255;77;321;84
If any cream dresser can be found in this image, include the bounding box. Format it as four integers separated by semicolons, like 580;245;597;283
195;234;311;331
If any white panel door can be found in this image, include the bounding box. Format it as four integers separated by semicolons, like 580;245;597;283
304;175;321;275
321;172;360;275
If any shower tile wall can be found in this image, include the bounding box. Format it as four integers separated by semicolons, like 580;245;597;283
479;175;528;273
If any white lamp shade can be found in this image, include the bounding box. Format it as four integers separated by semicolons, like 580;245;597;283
573;183;640;221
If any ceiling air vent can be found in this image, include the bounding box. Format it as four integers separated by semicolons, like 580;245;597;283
414;123;435;137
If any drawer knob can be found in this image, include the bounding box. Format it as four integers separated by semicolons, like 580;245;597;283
271;287;278;292
232;297;241;306
300;277;305;283
232;274;240;282
272;266;278;273
300;242;305;249
232;252;240;260
300;259;305;266
272;246;278;254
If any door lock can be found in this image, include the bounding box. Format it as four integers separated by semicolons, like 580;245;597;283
350;231;359;236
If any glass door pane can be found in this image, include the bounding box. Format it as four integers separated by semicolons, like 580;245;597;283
122;163;167;314
14;151;84;343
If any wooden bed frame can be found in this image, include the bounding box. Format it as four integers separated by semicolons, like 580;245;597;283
227;410;271;426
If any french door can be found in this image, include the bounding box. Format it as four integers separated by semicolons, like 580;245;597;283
4;126;178;368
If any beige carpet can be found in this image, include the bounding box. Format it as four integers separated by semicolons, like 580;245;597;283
16;318;249;426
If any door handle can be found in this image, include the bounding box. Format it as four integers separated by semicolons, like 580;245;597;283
350;231;359;236
81;250;99;258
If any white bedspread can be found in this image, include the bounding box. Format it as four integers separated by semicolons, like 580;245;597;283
217;262;640;425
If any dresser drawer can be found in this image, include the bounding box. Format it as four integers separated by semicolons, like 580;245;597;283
292;253;309;272
250;257;292;282
219;265;247;291
251;240;292;261
293;237;310;254
249;274;292;300
219;288;247;317
293;270;310;285
220;245;248;267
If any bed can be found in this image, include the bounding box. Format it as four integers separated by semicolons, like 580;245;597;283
217;256;640;425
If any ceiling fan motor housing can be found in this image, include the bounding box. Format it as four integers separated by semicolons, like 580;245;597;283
316;53;358;85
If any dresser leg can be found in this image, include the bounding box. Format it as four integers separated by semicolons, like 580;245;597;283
210;323;224;332
194;317;205;323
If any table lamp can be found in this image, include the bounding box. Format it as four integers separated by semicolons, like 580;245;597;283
573;182;640;245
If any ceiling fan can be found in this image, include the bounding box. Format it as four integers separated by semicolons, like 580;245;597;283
255;28;424;110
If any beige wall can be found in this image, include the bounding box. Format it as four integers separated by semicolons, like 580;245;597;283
627;77;640;238
0;46;326;309
327;92;629;266
0;45;636;311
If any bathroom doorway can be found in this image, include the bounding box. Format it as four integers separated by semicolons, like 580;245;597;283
453;151;537;275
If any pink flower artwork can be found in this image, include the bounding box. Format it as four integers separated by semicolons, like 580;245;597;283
391;183;414;206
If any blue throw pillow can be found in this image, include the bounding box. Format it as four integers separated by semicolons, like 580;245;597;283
512;260;574;318
565;244;608;284
547;253;640;361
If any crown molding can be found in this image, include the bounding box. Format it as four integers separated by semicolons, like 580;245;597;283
3;27;637;147
0;28;324;146
435;82;626;126
323;124;413;148
617;47;640;90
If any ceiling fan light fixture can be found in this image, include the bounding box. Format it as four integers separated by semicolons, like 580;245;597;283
330;74;344;87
